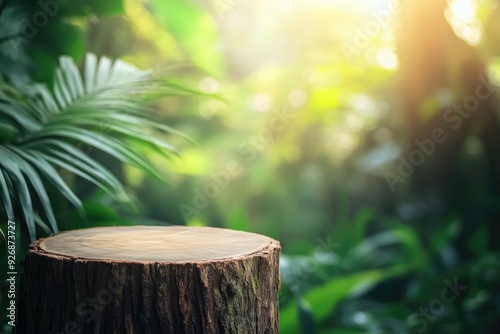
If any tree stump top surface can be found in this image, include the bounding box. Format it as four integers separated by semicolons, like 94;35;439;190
39;226;273;263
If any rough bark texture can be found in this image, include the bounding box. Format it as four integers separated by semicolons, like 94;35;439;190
16;227;280;334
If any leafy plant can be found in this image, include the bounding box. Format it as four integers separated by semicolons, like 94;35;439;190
279;212;422;334
0;53;193;241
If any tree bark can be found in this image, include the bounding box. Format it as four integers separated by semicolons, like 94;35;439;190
16;226;281;334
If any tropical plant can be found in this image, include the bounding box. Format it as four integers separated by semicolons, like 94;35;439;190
279;212;500;334
0;53;195;241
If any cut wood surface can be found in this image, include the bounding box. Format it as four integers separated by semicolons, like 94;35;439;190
17;226;281;334
39;225;272;262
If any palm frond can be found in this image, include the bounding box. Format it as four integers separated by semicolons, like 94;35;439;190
0;53;196;241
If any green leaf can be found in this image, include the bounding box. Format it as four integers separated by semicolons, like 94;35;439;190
59;56;85;99
54;68;71;109
0;53;196;240
280;265;415;334
297;298;317;334
429;219;461;255
389;222;426;267
1;147;58;234
0;149;36;241
84;53;97;94
0;170;14;221
0;101;40;132
11;147;85;221
34;215;54;235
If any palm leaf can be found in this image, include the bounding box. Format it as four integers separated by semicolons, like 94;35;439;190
0;53;198;241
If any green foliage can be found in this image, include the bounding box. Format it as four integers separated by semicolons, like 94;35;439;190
0;1;499;333
0;53;189;240
279;214;500;333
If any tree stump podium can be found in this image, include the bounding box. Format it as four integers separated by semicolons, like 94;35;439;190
16;226;280;334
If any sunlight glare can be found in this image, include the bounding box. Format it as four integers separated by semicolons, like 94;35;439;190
449;0;476;21
446;0;483;45
252;93;273;112
376;48;399;70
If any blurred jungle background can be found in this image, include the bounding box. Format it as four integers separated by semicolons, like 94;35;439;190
1;0;499;332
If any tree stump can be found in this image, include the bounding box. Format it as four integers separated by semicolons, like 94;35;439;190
16;226;280;334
